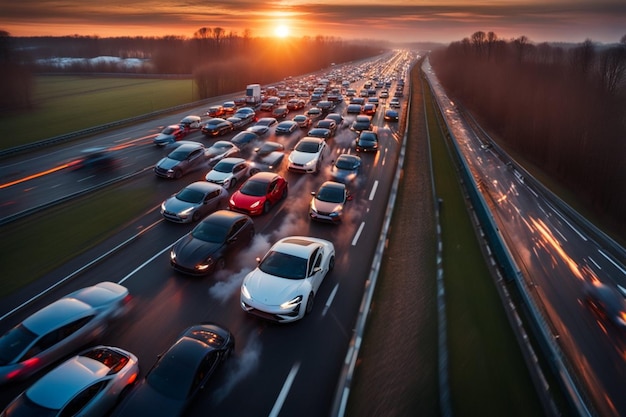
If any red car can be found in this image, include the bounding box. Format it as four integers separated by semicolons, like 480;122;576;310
229;172;288;216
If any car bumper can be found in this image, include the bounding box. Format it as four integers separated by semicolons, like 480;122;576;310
240;299;303;323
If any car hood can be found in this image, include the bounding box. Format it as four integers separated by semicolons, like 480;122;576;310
114;380;185;417
163;197;198;213
290;151;317;165
154;133;175;144
311;198;343;213
173;235;222;265
231;191;265;209
254;152;282;166
156;157;179;170
331;168;356;183
206;170;231;183
243;269;307;305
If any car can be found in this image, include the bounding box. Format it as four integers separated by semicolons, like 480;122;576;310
153;125;187;146
330;153;361;183
293;114;312;129
259;102;275;112
356;130;379;152
368;97;379;106
362;103;376;115
233;107;257;121
229;172;288;216
384;108;399;122
170;210;255;275
584;279;626;330
246;124;270;136
309;181;352;223
275;120;299;135
288;137;327;174
248;142;285;175
307;128;331;141
255;117;278;128
305;107;323;120
69;147;117;171
346;104;362;114
222;101;237;113
350;115;372;132
111;323;234;417
1;346;139;417
179;115;203;129
315;119;337;136
240;236;335;323
271;106;290;119
379;90;389;98
316;100;335;113
201;118;234;137
0;281;130;384
230;131;260;149
325;113;344;129
154;142;209;179
226;115;254;130
389;97;401;108
205;157;249;190
286;98;305;110
349;97;365;105
206;140;240;165
161;181;228;223
206;105;224;117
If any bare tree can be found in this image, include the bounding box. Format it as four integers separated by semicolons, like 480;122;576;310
597;45;626;93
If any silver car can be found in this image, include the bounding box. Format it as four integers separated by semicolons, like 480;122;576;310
205;157;249;190
1;346;139;417
160;181;228;223
154;142;209;179
0;282;130;385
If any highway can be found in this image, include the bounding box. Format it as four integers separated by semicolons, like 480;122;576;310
0;51;415;416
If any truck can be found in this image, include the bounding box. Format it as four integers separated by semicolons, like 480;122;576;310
245;84;261;106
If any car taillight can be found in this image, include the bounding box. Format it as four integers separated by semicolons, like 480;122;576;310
7;357;39;380
122;294;132;305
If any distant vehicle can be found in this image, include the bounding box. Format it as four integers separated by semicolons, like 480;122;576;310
389;97;401;108
584;279;626;330
154;125;187;146
246;124;270;136
201;118;234;137
346;104;362;114
229;172;288;216
111;323;234;416
205;157;249;190
362;103;376;115
288;136;327;174
275;120;299;135
330;154;361;183
248;142;286;175
1;346;139;417
316;119;337;136
170;210;255;276
240;236;335;323
317;100;335;113
306;107;323;120
154;142;209;179
293;114;312;129
70;147;117;170
179;115;203;129
355;130;379;152
222;101;237;113
384;108;399;122
0;282;130;384
286;98;305;110
206;105;224;118
206;141;240;165
325;113;344;129
161;181;228;223
259;102;275;112
256;117;278;128
272;106;290;119
379;90;389;98
231;131;260;149
233;107;256;120
307;128;331;141
309;181;352;223
246;83;262;105
350;115;372;132
227;115;254;130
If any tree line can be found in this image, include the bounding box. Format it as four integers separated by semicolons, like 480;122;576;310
429;32;626;240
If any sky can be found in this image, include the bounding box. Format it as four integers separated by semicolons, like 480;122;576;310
0;0;624;45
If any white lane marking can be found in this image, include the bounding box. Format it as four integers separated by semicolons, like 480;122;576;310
352;222;365;246
588;256;601;270
118;244;173;284
598;249;626;275
268;362;301;417
548;204;587;241
368;180;378;200
323;284;339;316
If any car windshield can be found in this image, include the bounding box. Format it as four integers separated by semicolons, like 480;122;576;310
167;149;190;161
316;186;344;203
294;116;305;121
335;158;356;170
213;161;236;173
295;141;319;153
146;350;198;400
191;221;229;243
259;251;307;280
240;179;268;197
210;143;230;151
0;324;37;365
176;188;205;204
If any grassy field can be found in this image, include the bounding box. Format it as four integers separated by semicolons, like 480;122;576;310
0;75;199;150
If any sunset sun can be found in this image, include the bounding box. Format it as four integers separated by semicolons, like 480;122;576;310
274;24;289;38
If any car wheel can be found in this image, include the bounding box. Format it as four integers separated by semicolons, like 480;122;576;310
263;201;271;214
173;170;182;179
249;168;260;176
230;178;237;190
305;292;315;315
281;187;288;200
215;257;226;271
328;255;335;271
192;211;201;222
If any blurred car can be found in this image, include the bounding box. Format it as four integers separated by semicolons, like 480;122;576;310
206;105;224;118
259;102;275;112
0;282;130;385
161;181;228;223
240;236;335;323
170;210;255;275
350;115;372;132
288;137;327;174
306;107;323;121
307;128;331;141
293;114;312;129
330;154;361;183
201;118;234;137
286;98;305;110
179;115;202;129
111;323;234;417
346;104;362;114
271;106;290;119
584;280;626;330
275;120;299;135
309;181;351;223
154;142;209;179
362;103;377;115
229;172;288;216
222;101;237;113
379;90;389;98
153;125;187;146
355;130;379;152
384;108;399;122
1;346;138;417
206;140;240;165
230;131;259;149
256;117;278;128
248;142;285;175
246;124;270;136
70;147;117;171
205;157;249;190
226;115;254;130
233;107;256;120
316;100;334;113
325;113;344;129
389;97;401;108
315;119;337;136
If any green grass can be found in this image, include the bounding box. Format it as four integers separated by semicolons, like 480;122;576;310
0;183;153;298
0;75;198;150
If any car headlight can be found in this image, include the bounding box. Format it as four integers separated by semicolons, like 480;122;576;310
250;200;261;209
170;251;176;261
280;295;302;310
160;202;166;212
241;284;251;300
179;207;194;216
195;258;214;271
229;197;235;206
304;158;316;167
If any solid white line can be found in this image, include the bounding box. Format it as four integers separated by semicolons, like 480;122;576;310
117;243;174;284
268;362;301;417
323;284;339;316
587;256;601;270
598;249;626;275
368;180;378;200
352;222;365;246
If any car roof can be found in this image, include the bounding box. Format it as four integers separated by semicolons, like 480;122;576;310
185;181;223;193
299;136;324;144
272;236;325;259
173;143;204;152
248;171;279;182
200;209;249;227
337;153;360;162
319;181;346;192
23;298;94;336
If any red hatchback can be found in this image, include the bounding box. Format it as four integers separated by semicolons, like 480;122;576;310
229;172;288;216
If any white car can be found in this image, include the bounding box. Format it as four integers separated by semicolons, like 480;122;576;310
205;157;249;190
240;236;335;323
287;137;327;174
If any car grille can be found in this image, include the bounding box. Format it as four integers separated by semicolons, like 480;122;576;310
154;166;171;177
162;211;185;222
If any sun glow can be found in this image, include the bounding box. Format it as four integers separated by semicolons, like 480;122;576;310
274;25;289;38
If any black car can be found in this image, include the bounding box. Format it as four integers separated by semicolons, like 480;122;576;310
384;109;399;122
330;153;361;183
202;118;234;137
307;128;331;141
231;131;260;149
111;323;234;417
355;130;379;152
350;115;372;132
248;141;285;175
315;119;337;136
154;142;209;179
170;210;255;275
